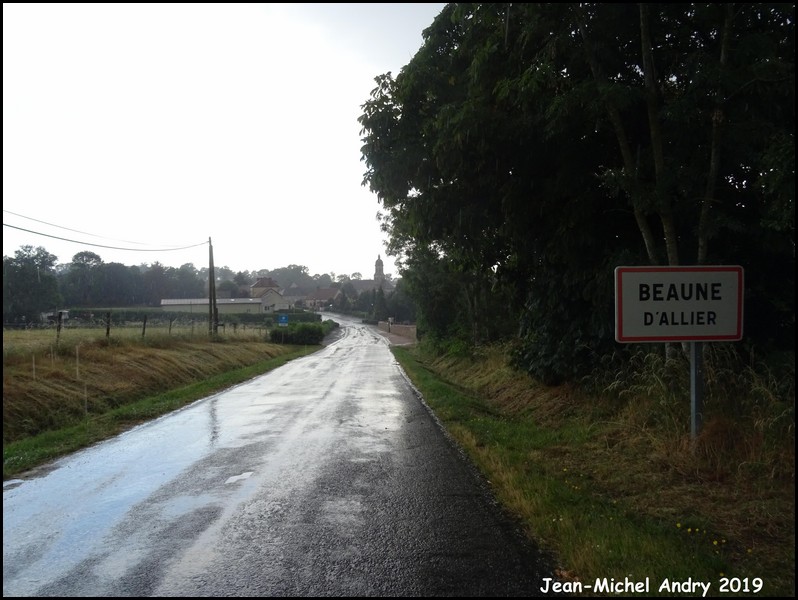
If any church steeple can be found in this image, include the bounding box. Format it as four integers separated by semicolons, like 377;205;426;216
374;254;384;286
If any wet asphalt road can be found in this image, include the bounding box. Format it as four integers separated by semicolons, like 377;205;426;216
3;315;557;597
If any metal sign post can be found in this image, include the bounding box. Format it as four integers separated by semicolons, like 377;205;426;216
690;341;703;439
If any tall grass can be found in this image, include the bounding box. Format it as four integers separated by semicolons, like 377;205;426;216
594;344;795;482
2;326;306;447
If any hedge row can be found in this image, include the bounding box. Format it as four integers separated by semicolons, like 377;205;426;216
269;320;339;345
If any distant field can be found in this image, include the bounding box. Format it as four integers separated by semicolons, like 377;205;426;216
3;323;269;357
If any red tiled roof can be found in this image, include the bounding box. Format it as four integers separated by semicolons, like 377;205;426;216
306;288;340;301
251;277;280;289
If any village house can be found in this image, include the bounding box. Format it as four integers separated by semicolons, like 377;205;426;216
304;288;342;310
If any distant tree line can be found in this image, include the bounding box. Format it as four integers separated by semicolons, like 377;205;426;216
358;3;794;383
2;246;416;325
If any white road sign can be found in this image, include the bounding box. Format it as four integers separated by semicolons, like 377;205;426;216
615;266;744;343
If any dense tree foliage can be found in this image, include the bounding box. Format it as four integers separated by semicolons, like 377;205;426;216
385;280;418;324
3;246;63;323
359;3;794;382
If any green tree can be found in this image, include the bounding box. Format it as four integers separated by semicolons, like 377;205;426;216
356;288;376;314
215;265;235;282
313;272;333;288
397;244;469;342
333;287;351;312
141;262;170;306
341;280;357;302
267;265;311;288
3;246;63;323
360;3;625;371
97;263;143;306
217;280;240;298
373;286;389;322
175;263;205;298
359;3;795;380
385;279;417;324
233;270;252;297
60;251;103;307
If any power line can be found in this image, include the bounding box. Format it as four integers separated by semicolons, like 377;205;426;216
3;223;207;252
2;209;187;247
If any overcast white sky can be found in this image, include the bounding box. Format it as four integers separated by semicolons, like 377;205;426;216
3;3;445;279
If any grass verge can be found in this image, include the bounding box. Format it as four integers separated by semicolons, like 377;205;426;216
391;345;794;597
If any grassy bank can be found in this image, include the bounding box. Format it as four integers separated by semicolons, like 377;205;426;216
391;343;794;597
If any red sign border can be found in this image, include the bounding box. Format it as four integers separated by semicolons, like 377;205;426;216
615;266;744;343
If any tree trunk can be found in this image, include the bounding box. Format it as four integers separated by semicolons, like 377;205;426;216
639;4;680;266
698;4;734;264
577;6;661;265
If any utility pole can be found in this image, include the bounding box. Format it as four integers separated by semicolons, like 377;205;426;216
208;237;218;336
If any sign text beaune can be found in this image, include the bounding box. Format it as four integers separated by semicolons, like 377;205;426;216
615;266;744;343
